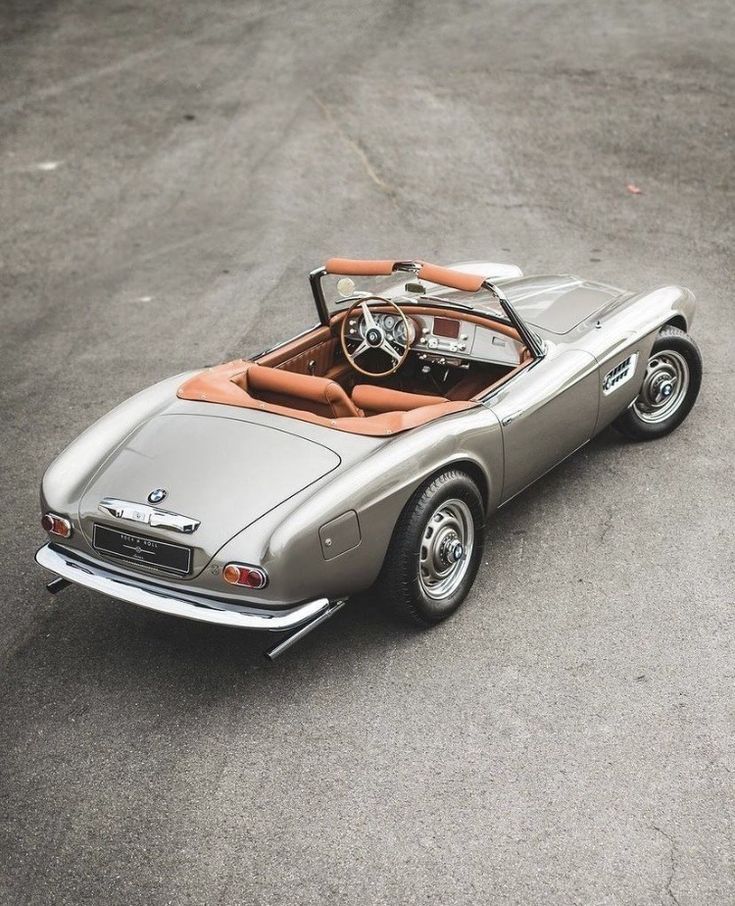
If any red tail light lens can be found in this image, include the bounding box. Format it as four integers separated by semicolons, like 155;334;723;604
223;563;268;589
42;513;72;539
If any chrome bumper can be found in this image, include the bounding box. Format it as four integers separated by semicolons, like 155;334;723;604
35;543;331;631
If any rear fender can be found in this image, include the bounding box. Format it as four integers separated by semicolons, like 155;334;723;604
41;372;198;519
214;406;503;604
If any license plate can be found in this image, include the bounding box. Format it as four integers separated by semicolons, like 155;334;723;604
93;524;192;575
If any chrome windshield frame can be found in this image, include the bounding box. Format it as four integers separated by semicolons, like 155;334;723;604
309;263;545;359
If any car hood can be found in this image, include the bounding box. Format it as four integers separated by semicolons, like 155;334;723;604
498;275;626;335
78;413;341;576
387;267;627;337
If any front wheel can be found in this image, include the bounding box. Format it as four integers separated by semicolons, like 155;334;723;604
376;469;485;626
612;325;702;441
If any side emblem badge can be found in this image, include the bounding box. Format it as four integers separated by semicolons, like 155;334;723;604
147;488;168;504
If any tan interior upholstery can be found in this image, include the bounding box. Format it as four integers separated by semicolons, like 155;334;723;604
177;303;535;436
326;258;396;276
270;335;348;380
352;385;449;415
416;262;485;292
179;361;485;436
246;363;361;419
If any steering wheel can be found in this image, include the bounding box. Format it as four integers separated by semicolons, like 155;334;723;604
339;297;412;377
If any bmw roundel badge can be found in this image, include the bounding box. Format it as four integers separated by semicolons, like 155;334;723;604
148;488;167;504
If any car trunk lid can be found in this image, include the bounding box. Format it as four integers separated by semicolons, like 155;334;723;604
78;413;341;577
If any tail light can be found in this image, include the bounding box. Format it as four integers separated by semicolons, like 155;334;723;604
42;513;72;539
223;563;268;589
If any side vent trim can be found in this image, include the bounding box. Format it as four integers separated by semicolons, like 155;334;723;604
602;353;638;395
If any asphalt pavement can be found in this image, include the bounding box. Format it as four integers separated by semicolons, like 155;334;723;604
1;1;733;903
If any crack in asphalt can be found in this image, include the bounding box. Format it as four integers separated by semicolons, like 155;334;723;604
651;824;681;906
311;92;397;198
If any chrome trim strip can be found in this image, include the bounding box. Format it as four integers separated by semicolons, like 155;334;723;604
310;265;331;325
35;544;331;631
602;353;638;395
98;497;200;534
482;279;545;359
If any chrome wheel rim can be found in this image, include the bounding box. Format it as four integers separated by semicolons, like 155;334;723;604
418;498;474;600
633;349;689;424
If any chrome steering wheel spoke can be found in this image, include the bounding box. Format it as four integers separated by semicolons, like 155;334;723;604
380;339;402;363
360;302;378;329
340;296;412;378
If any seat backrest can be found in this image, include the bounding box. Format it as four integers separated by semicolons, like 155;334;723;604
246;364;361;419
352;385;449;414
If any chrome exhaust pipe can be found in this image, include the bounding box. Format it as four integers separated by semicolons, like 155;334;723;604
46;576;72;594
265;599;347;661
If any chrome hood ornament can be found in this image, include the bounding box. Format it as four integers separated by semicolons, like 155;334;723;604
98;498;200;534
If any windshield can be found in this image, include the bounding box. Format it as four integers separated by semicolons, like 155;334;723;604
310;259;544;358
319;272;508;321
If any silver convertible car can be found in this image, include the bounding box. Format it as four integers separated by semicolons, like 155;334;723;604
37;257;702;657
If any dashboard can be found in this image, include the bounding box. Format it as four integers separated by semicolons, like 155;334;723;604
349;311;412;345
344;310;523;368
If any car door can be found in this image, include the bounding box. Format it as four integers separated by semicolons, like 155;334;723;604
486;349;599;502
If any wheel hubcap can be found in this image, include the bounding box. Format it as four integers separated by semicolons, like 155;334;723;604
633;349;689;424
419;499;474;600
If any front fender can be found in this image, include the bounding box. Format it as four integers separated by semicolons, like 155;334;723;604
581;285;696;368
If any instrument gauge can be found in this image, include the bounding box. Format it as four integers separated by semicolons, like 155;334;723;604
383;314;396;330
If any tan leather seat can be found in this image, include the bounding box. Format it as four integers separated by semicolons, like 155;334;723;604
247;364;361;419
180;361;480;436
352;384;449;415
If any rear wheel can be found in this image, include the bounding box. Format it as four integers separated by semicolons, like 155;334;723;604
377;469;484;626
613;325;702;441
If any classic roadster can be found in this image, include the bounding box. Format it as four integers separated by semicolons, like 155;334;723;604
37;257;702;657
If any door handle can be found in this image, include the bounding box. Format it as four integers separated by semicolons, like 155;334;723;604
501;411;523;426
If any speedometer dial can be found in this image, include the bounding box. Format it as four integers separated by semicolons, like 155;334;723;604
383;314;396;330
